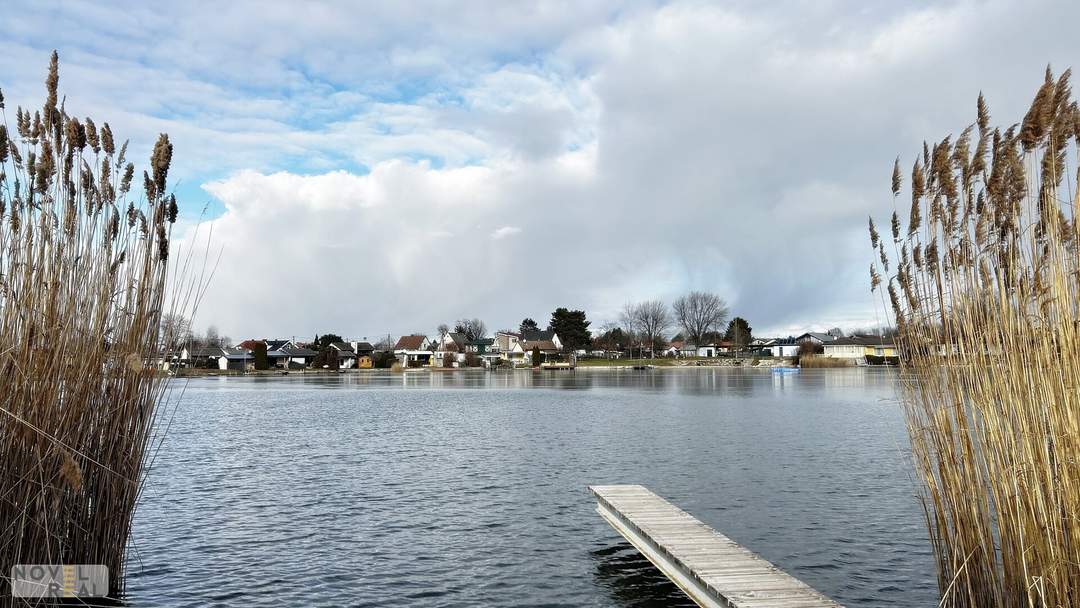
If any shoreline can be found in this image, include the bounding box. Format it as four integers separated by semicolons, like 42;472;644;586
168;363;897;378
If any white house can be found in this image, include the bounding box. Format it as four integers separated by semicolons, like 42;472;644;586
766;338;800;357
394;335;434;366
330;342;357;369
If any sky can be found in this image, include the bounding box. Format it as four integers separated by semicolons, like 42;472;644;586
3;0;1079;341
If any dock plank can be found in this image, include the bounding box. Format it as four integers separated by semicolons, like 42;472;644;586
589;484;842;608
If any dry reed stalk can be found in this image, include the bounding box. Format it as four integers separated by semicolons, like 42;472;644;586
798;355;852;368
872;67;1080;606
0;52;204;601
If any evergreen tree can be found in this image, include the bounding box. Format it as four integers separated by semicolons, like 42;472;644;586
723;317;753;349
548;308;591;350
253;342;269;370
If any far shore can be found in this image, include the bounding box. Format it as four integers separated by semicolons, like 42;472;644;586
164;357;886;378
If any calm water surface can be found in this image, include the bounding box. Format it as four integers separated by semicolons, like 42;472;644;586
127;368;936;607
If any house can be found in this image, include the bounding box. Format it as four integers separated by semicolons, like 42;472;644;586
767;338;800;358
182;345;253;370
330;342;357;369
521;329;563;351
222;347;254;370
357;355;374;369
464;338;494;354
497;333;529;366
796;332;838;345
183;345;227;369
493;331;526;365
265;340;318;369
746;338;775;356
152;348;185;370
521;339;561;365
350;341;375;357
394;335;433;366
437;332;468;352
464;338;500;366
696;341;733;357
822;335;898;364
433;332;467;366
663;340;686;357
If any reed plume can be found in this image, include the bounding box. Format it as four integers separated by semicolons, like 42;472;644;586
0;51;196;600
872;67;1080;606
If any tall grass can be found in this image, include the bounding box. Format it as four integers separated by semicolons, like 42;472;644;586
871;67;1080;606
798;355;851;368
0;52;195;598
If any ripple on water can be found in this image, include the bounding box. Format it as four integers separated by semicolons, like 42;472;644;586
126;369;936;607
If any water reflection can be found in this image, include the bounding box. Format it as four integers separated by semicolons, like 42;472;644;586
129;367;932;607
208;367;902;397
590;543;695;607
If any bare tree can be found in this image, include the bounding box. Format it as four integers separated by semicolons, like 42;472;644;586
454;318;487;341
159;313;190;350
436;323;450;348
626;300;671;358
672;291;729;345
204;325;221;348
619;303;636;334
374;334;397;351
619;303;640;357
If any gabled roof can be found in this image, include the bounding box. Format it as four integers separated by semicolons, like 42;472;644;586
352;341;375;352
395;335;429;350
824;334;896;347
238;339;264;350
466;338;495;346
265;339;292;351
521;329;556;342
223;347;253;360
187;345;226;358
797;332;837;343
522;339;559;352
330;342;354;353
277;344;318;357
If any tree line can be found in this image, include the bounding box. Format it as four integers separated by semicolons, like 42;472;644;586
178;290;754;363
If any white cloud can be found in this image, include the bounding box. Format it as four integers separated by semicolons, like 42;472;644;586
6;0;1080;338
490;226;522;240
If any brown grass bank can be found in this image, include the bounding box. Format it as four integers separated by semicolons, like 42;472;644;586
797;356;852;368
871;67;1080;606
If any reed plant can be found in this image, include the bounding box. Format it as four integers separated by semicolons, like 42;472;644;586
871;67;1080;606
0;52;198;600
797;355;852;368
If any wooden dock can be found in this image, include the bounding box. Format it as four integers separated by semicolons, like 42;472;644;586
540;362;575;370
589;485;843;608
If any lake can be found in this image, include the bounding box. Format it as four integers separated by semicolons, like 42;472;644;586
126;368;936;607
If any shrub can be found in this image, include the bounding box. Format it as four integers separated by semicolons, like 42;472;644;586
798;356;851;368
